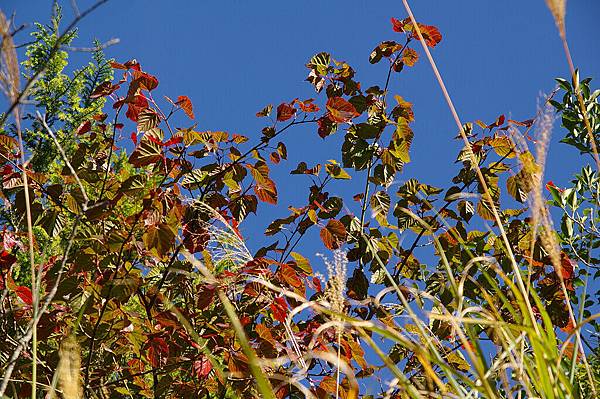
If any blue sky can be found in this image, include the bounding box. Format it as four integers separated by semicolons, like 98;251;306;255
3;0;599;394
5;0;599;266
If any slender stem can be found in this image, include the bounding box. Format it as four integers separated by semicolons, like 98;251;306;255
400;0;537;329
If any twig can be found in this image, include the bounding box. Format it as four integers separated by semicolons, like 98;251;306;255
63;37;120;52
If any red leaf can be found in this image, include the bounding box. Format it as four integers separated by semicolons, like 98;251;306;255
15;286;32;305
269;152;281;164
183;220;209;254
486;114;506;129
197;284;215;310
276;103;296;122
130;132;138;146
124;94;149;122
559;253;576;280
308;276;323;293
326;97;359;123
124;59;141;70
176;95;195;119
297;99;320;113
546;181;563;192
390;17;407;33
270;296;288;323
76;120;92;135
391;17;442;48
163;136;183;147
193;356;212;378
90;81;120;99
111;59;141;71
317;116;337;138
147;337;169;368
132;70;159;91
110;61;128;70
114;123;124;130
0;165;12;176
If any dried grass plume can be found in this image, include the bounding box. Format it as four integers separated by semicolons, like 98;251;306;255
545;0;566;37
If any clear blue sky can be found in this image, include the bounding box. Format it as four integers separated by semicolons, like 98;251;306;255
4;0;599;272
3;1;599;394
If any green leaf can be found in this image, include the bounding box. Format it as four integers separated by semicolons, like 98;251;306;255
143;223;176;259
325;161;351;179
290;252;312;274
307;52;331;75
137;109;160;132
370;190;390;226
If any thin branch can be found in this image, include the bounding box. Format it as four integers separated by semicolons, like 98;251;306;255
63;37;120;52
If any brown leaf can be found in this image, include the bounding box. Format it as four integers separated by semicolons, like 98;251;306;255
277;102;296;122
320;219;347;250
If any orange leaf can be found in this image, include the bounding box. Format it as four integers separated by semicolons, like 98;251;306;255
279;265;302;288
417;24;442;47
320;219;347;250
254;178;278;205
326;97;359;123
402;47;419;67
177;95;195;119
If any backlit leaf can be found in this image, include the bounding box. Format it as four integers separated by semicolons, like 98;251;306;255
326;97;360;123
402;47;419;66
320;219;347;250
176;95;195;119
276;102;296;122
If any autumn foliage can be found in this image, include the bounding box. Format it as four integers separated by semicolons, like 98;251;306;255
0;3;599;399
